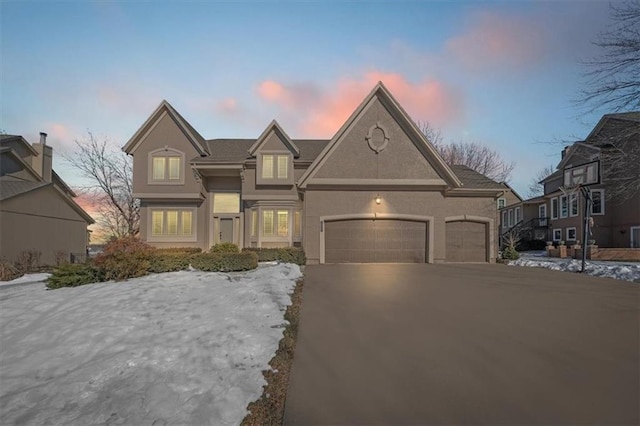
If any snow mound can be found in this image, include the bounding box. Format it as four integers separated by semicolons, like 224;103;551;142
0;263;302;426
0;272;50;287
509;257;640;283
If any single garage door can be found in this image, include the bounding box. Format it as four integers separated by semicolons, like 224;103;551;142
445;221;488;262
324;219;427;263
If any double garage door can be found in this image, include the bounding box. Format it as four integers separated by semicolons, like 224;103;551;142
325;219;427;263
324;219;488;263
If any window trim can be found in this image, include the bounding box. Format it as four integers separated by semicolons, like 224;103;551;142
256;151;293;185
553;228;562;241
591;189;605;215
539;204;547;226
569;193;579;217
148;148;185;185
147;207;197;243
497;198;506;209
508;209;514;228
502;211;508;230
514;206;521;224
566;227;577;242
560;195;568;219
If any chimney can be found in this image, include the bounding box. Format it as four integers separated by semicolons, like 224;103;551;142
561;146;570;159
31;132;53;183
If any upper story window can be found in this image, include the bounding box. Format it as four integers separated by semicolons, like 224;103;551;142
213;193;240;214
149;148;185;185
551;197;559;220
261;154;289;179
497;198;506;209
257;153;292;185
569;193;579;217
591;189;605;215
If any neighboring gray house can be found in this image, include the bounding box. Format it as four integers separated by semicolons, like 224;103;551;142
0;133;94;265
123;83;506;263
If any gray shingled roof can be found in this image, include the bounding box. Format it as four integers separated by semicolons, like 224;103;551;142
449;165;504;189
604;112;640;122
0;180;49;201
193;139;329;164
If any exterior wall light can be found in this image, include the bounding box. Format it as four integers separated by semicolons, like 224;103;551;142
375;194;381;205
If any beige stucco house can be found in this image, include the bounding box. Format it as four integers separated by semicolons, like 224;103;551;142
501;112;640;248
124;83;507;263
0;133;94;265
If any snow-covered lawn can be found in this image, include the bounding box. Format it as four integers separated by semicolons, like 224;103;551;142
509;252;640;283
0;263;301;426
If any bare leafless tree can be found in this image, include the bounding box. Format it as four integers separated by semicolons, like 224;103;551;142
64;132;139;237
580;1;640;112
589;118;640;201
527;164;555;198
420;121;514;182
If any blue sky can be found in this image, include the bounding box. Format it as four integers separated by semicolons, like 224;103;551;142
1;0;617;198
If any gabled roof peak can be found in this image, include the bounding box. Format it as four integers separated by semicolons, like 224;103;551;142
248;119;300;157
122;100;208;156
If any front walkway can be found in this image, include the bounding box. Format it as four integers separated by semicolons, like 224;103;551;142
284;263;639;425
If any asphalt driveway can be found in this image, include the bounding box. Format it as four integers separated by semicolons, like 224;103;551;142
283;263;639;425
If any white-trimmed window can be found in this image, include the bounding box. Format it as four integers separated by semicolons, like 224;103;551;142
553;229;562;241
566;227;577;241
497;198;506;209
502;211;508;230
569;193;579;217
149;148;184;184
515;207;521;224
262;209;289;237
150;208;195;241
591;189;605;215
213;193;240;214
551;197;559;220
261;154;289;179
560;195;568;218
508;209;514;227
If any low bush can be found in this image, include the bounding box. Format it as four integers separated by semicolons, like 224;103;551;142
153;247;202;254
0;260;21;281
210;242;240;254
93;236;152;281
191;251;258;272
47;263;104;289
502;246;520;261
148;252;191;273
242;247;306;265
14;249;41;273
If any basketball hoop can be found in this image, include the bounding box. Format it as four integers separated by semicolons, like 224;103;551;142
561;160;600;273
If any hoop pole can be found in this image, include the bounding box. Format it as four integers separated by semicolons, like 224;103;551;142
581;187;592;273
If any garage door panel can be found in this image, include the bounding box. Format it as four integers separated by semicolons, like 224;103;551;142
445;221;488;262
325;219;427;263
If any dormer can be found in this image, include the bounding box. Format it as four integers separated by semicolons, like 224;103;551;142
249;120;298;186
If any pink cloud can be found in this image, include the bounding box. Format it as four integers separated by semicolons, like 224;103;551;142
214;97;241;115
256;72;464;138
445;12;547;71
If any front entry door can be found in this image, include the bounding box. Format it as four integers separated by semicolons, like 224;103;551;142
220;218;234;243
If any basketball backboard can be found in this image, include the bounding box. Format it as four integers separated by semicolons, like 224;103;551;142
563;160;600;187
